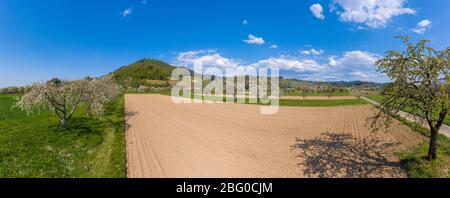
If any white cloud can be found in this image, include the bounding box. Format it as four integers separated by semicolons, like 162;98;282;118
310;4;325;20
300;49;324;56
242;20;248;25
295;50;385;82
175;51;324;75
243;34;265;45
175;50;242;68
251;57;325;73
328;56;338;67
269;45;278;49
330;0;416;28
121;8;133;17
411;19;432;34
328;51;379;68
349;71;378;79
357;26;366;30
175;50;258;76
174;50;388;82
324;51;386;82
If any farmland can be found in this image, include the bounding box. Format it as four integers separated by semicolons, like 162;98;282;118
1;57;448;178
163;92;368;107
125;94;423;178
278;98;366;106
0;94;126;178
283;91;352;97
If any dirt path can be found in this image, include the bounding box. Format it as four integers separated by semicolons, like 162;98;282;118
125;94;423;178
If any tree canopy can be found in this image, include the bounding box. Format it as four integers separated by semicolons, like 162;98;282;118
15;76;121;129
371;36;450;160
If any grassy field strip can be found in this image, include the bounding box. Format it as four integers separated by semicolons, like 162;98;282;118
362;96;450;138
367;94;450;125
282;91;352;97
194;94;357;100
165;93;368;107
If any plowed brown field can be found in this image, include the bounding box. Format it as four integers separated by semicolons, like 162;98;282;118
125;94;423;178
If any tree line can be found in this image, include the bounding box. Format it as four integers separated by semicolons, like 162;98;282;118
0;86;30;94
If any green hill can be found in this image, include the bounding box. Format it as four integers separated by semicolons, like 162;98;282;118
113;59;175;89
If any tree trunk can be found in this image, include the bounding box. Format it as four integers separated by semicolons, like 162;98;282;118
60;117;67;129
427;127;438;160
61;109;68;129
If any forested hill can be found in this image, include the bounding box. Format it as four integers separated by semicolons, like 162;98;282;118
112;59;175;88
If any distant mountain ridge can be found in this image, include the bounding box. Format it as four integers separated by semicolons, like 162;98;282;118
110;59;385;90
283;78;386;87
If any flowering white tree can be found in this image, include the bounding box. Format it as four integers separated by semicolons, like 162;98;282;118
83;76;122;115
15;77;121;129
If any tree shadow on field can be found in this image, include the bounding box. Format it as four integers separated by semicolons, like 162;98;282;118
52;117;103;136
125;111;138;130
291;132;405;178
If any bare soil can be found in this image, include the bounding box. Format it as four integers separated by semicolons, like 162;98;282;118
125;94;423;178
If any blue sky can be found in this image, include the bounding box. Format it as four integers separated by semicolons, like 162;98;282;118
0;0;449;87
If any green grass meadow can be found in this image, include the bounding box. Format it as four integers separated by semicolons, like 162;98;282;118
395;117;450;178
282;91;352;97
278;98;367;106
366;94;384;102
0;94;126;178
367;94;450;177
